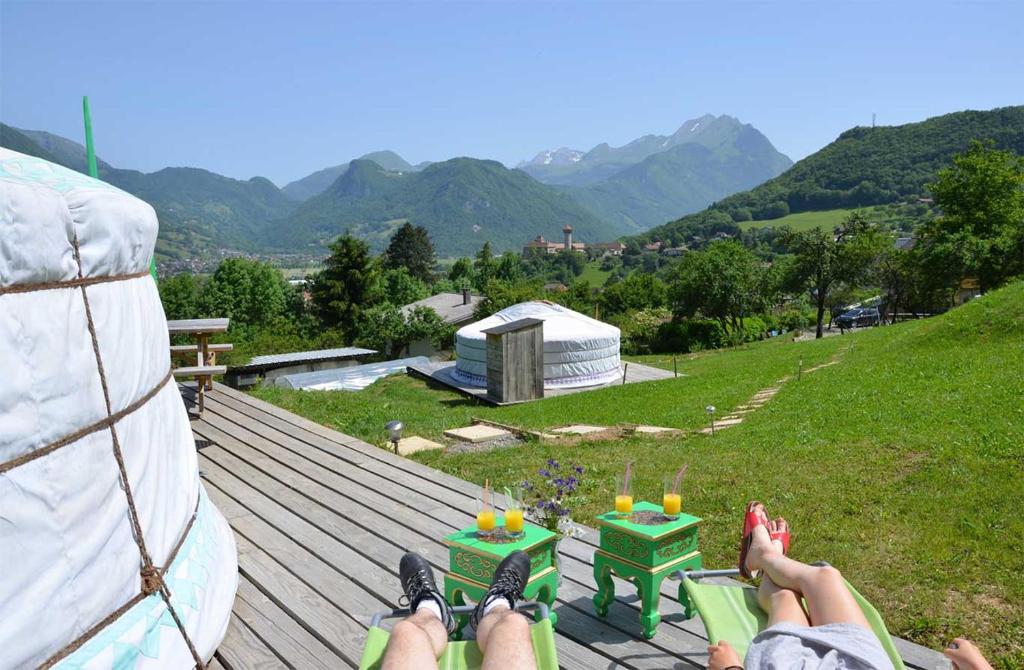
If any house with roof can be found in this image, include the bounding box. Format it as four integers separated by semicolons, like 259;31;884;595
400;288;484;356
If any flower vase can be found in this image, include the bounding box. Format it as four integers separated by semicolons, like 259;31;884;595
553;538;564;586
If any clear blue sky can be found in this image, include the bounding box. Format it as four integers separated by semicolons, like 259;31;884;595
2;1;1021;186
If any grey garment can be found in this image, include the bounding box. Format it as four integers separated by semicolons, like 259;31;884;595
744;622;896;670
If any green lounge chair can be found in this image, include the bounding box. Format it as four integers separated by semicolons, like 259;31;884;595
672;567;906;669
359;602;558;670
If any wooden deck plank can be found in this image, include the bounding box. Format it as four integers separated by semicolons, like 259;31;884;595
215;615;283;670
234;575;344;670
195;384;945;670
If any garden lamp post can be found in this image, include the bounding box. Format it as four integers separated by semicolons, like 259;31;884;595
705;405;716;436
386;420;403;454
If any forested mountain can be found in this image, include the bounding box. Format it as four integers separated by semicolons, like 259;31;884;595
636;106;1024;245
519;114;792;229
281;150;424;201
270;157;626;256
0;125;298;259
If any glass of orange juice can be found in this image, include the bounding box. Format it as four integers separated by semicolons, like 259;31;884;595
476;495;496;540
663;478;681;520
504;488;525;538
614;474;633;518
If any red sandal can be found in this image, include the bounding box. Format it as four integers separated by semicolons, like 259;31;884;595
770;519;791;555
738;501;769;579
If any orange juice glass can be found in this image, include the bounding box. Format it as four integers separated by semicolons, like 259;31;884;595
614;473;633;517
505;508;525;534
663;493;681;518
477;509;496;534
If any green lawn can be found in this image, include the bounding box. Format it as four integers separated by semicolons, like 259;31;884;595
739;208;853;232
252;283;1024;664
578;259;613;286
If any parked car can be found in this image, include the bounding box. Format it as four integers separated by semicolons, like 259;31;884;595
835;307;880;329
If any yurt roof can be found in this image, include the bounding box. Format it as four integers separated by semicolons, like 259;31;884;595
456;301;619;343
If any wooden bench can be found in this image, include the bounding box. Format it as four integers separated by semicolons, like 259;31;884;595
167;318;231;415
173;365;227;413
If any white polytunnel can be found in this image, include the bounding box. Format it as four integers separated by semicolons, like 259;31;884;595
453;301;621;389
0;148;237;669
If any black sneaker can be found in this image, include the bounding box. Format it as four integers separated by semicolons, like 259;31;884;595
470;550;531;629
398;552;457;635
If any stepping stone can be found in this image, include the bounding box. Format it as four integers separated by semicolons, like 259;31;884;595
443;424;512;443
713;418;744;428
396;436;445;456
551;424;607;435
634;425;680;435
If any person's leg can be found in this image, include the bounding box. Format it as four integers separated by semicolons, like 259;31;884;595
382;609;447;670
746;517;869;628
477;607;537;670
471;551;536;670
757;575;811;628
381;552;458;670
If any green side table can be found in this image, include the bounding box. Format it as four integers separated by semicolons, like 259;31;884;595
592;501;703;639
444;520;559;638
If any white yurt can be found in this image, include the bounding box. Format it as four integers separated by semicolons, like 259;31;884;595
0;148;237;668
453;301;621;389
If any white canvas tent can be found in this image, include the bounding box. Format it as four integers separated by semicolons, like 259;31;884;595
0;148;237;668
452;301;621;389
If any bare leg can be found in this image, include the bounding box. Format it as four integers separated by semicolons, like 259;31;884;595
381;609;447;670
757;575;810;628
477;606;537;670
746;518;869;629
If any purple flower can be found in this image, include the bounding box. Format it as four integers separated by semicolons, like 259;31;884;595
538;468;550;478
547;458;560;469
574;465;584;474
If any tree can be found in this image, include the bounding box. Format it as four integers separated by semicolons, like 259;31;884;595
384;222;436;283
670;240;767;336
310;234;381;340
784;212;884;338
158;273;202;321
355;304;449;358
473;242;497;290
448;257;475;288
495;252;526;283
917;141;1024;293
383;267;429;306
599;273;668;317
199;257;289;329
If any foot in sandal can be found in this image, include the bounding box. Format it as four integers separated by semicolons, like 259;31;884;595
944;638;993;670
707;640;743;670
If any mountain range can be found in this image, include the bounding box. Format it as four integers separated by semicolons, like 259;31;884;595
2;114;792;258
636;105;1024;245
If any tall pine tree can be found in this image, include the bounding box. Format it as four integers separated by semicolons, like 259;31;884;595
384;222;436;283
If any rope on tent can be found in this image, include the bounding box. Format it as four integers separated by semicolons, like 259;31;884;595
0;269;150;296
36;237;207;670
0;368;173;475
38;495;201;669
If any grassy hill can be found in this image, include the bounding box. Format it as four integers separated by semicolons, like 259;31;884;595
254;281;1024;663
270;157;631;256
639;106;1024;245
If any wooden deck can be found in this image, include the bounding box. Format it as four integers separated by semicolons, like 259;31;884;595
407;360;676;405
185;382;946;669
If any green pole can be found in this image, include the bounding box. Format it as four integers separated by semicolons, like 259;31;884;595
84;96;158;281
82;96;99;179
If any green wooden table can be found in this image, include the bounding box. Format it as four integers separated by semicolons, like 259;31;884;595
592;501;703;639
443;520;559;637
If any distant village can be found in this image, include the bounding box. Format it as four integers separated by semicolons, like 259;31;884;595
522;224;733;258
